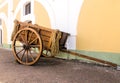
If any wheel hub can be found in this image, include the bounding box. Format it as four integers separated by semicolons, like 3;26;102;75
23;44;30;50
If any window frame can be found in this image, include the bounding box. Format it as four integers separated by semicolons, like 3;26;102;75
24;2;31;15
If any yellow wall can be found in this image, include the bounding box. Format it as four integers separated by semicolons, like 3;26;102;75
0;0;5;4
13;0;20;12
2;20;7;43
0;4;8;17
15;10;20;20
13;0;20;20
34;1;51;28
77;0;120;53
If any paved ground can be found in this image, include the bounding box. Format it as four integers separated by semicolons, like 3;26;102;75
0;48;120;83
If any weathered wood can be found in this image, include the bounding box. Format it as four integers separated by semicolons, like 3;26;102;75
12;28;42;65
12;20;61;62
59;31;70;50
13;20;57;50
61;49;117;67
40;30;52;37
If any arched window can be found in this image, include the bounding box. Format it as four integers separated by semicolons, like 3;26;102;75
24;2;31;15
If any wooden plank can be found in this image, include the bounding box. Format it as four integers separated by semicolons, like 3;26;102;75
40;30;52;37
16;20;56;50
61;49;117;67
30;24;55;32
41;35;50;42
42;41;49;49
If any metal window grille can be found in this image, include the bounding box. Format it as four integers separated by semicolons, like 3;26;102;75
25;3;31;15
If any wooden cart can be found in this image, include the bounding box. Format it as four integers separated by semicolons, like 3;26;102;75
11;20;116;67
11;20;69;65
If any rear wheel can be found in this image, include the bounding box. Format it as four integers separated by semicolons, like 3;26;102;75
42;50;54;58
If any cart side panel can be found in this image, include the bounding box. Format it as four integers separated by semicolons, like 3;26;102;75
39;29;53;49
29;25;57;50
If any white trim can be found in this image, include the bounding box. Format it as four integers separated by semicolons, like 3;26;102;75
66;0;83;49
7;0;13;44
68;0;84;35
0;13;8;27
0;13;8;45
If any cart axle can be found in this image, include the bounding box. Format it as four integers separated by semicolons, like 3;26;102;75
23;44;30;50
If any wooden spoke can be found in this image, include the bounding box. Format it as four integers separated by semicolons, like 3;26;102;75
26;50;28;63
28;32;34;43
20;49;26;61
14;45;23;48
16;48;24;55
29;45;40;48
29;49;35;61
25;30;28;44
19;33;26;43
29;37;38;45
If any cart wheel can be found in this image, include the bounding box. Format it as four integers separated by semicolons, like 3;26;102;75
12;28;42;65
42;50;54;58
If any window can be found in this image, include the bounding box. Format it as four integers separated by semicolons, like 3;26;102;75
25;2;31;15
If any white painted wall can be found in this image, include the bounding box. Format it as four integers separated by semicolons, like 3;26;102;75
47;0;69;32
0;12;8;45
0;0;8;45
67;0;83;49
7;0;13;44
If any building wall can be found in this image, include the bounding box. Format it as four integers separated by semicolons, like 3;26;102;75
76;0;120;65
77;0;120;53
0;3;8;16
13;0;20;20
13;0;19;11
44;0;83;49
2;20;7;44
0;1;8;45
34;1;51;28
0;0;83;49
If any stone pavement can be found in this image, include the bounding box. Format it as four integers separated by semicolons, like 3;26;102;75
0;48;120;83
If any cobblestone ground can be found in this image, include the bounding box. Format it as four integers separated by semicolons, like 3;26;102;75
0;48;120;83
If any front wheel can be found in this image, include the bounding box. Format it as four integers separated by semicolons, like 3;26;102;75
12;28;42;65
